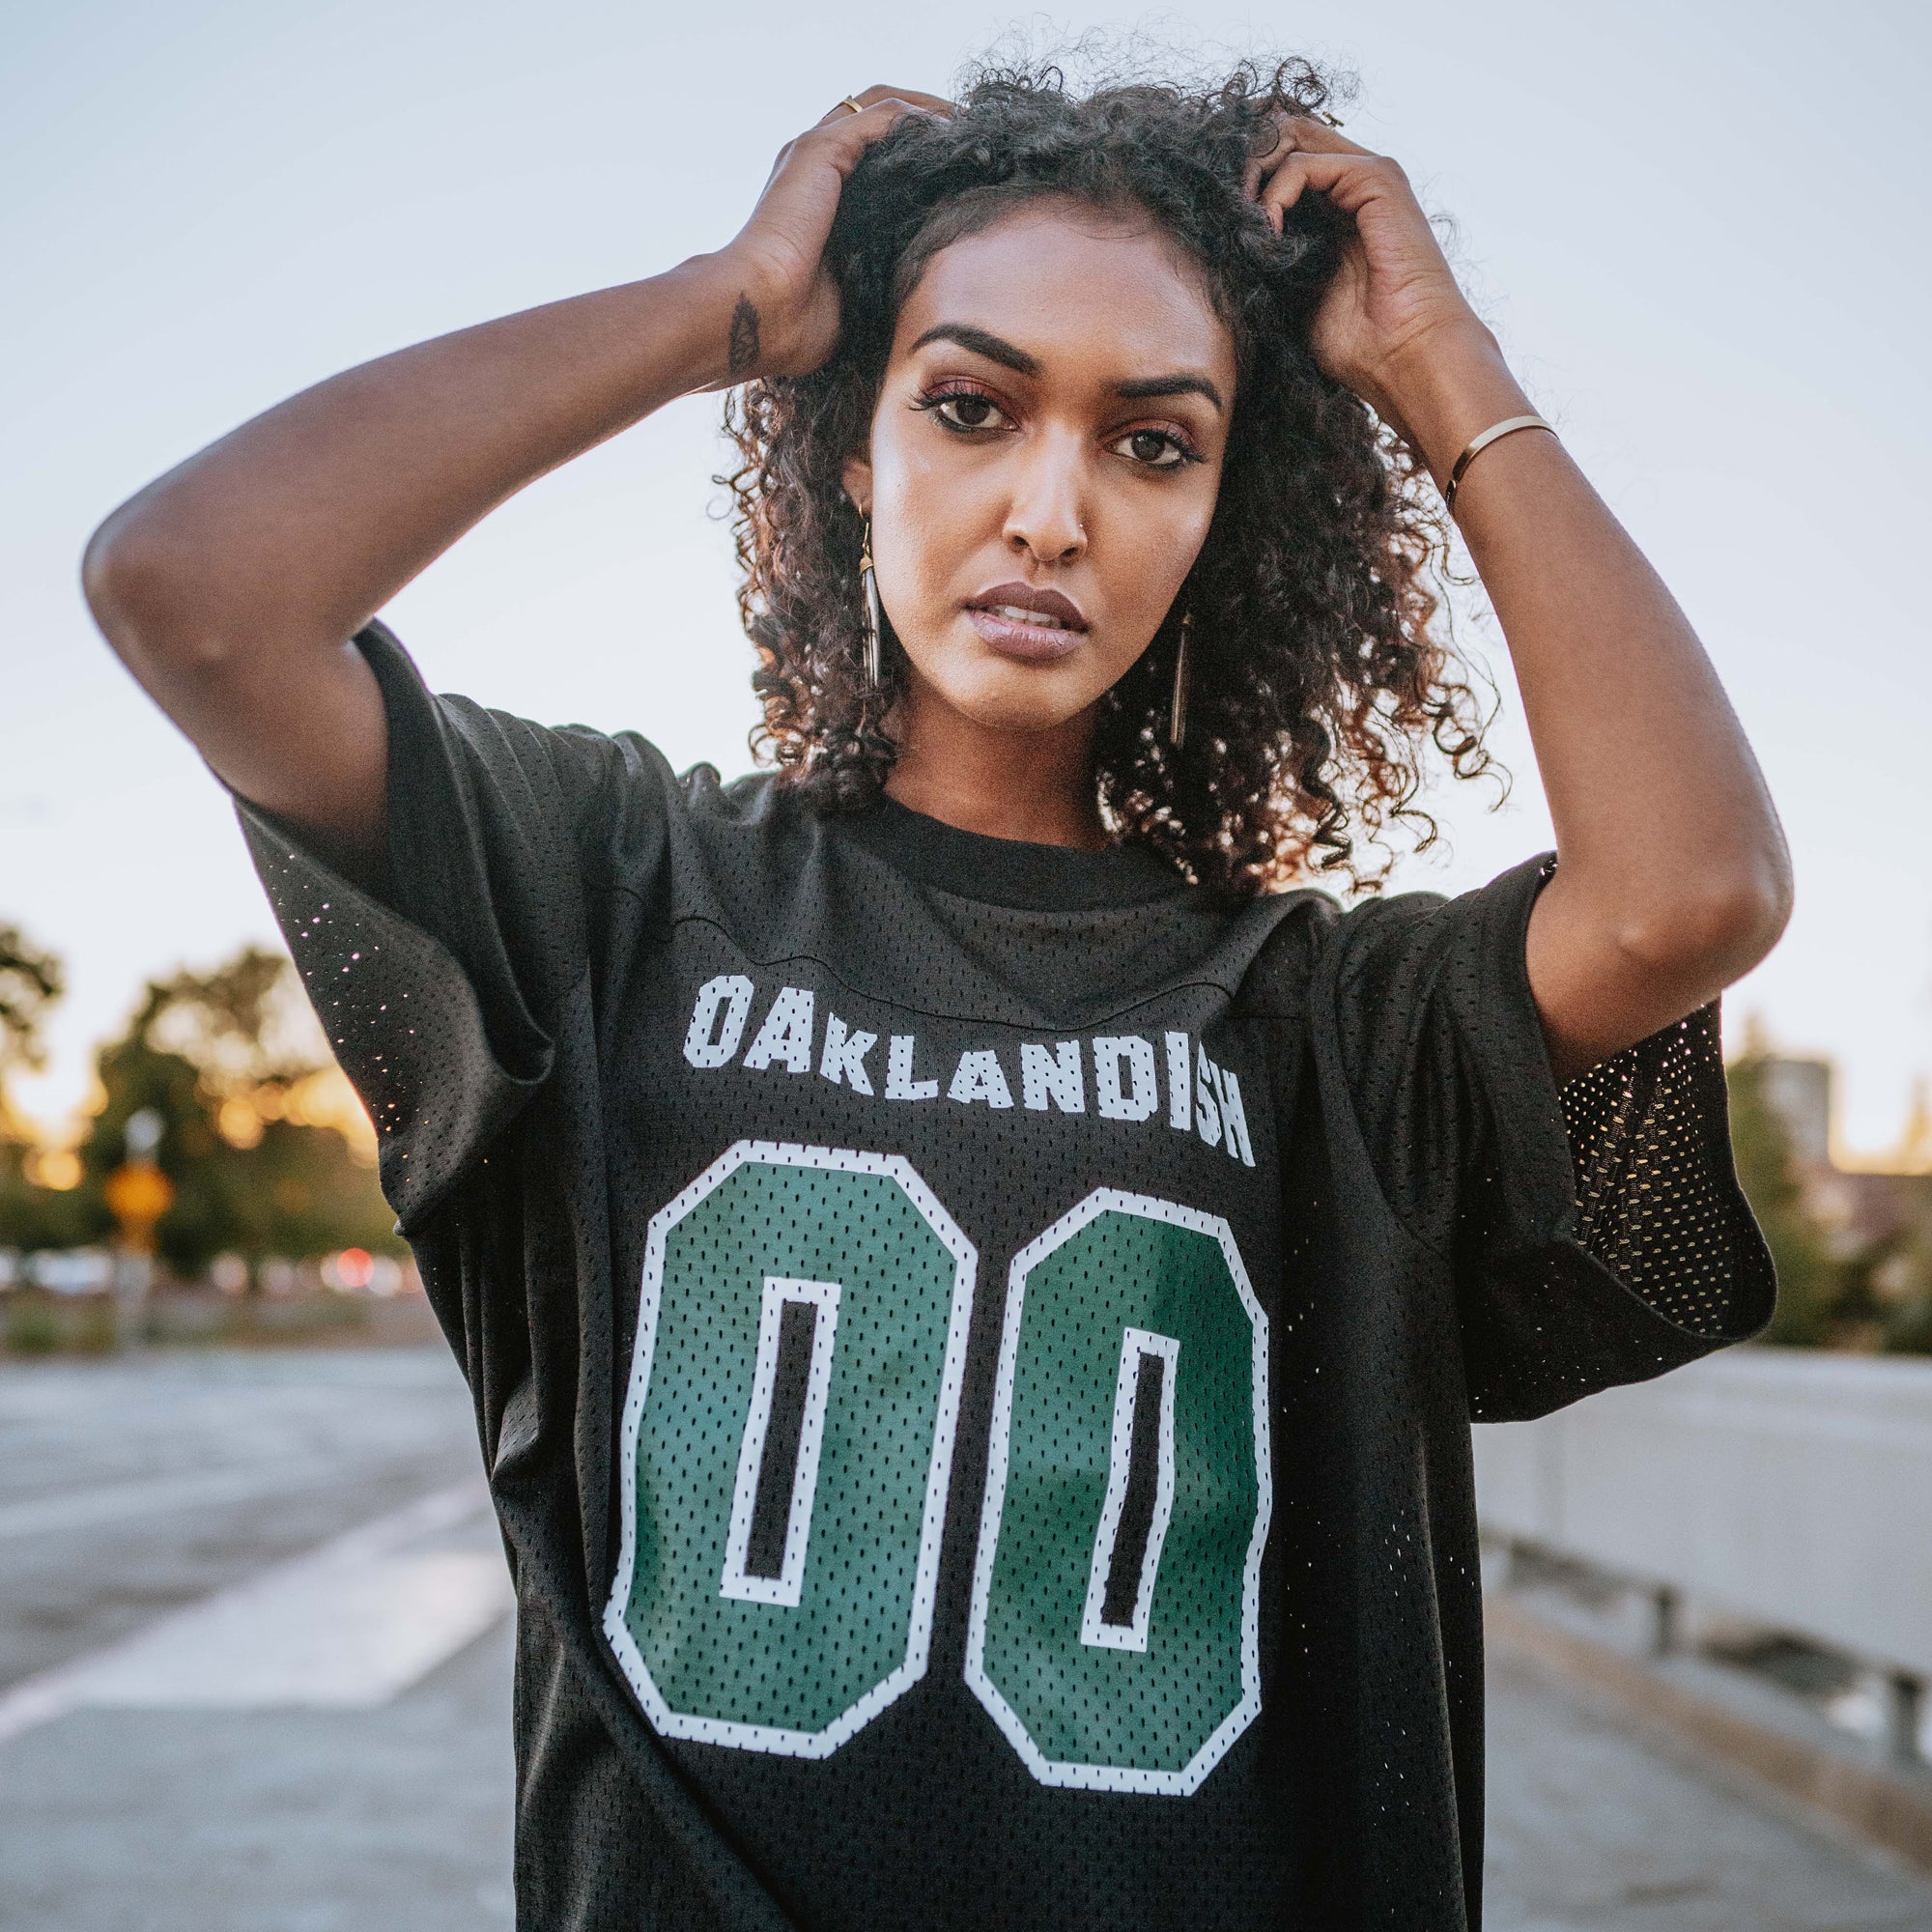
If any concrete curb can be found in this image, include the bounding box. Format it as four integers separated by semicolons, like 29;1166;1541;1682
1488;1590;1932;1878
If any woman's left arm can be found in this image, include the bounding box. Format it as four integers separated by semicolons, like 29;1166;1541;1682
1255;119;1792;1083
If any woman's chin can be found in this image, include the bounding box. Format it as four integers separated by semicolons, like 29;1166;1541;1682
914;664;1101;737
895;634;1122;737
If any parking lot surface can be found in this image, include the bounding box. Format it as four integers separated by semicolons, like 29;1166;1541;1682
2;1347;1927;1929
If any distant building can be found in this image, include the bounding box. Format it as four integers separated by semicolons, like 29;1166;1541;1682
1758;1058;1932;1253
1759;1058;1832;1167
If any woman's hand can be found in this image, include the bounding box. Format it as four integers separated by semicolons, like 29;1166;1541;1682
81;83;939;874
1246;117;1495;459
711;86;952;384
1250;118;1789;1083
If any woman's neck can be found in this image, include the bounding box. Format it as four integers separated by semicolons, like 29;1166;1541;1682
882;680;1109;850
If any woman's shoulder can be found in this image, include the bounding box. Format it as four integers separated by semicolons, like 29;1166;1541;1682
1227;871;1501;1025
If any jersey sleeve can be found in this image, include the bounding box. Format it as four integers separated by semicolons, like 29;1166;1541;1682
236;620;677;1231
1324;853;1776;1422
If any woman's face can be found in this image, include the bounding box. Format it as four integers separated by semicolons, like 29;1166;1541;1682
843;199;1237;739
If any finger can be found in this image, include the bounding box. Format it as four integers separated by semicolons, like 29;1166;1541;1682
764;99;909;199
1242;111;1375;200
867;83;955;115
771;96;940;201
814;84;952;128
1255;147;1406;233
806;99;944;173
1278;113;1372;156
805;98;943;157
845;83;955;112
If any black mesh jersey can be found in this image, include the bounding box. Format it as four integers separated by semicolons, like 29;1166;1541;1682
239;624;1774;1932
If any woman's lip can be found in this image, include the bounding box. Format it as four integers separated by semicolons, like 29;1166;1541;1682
965;606;1086;663
970;582;1089;629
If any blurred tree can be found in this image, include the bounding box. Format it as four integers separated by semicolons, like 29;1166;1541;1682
1861;1223;1932;1357
0;1150;92;1251
1884;1290;1932;1355
63;946;401;1278
0;923;63;1073
135;948;308;1087
0;923;90;1251
1726;1052;1844;1346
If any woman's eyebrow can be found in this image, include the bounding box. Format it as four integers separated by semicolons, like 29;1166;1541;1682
908;324;1040;376
907;325;1223;412
1114;374;1224;412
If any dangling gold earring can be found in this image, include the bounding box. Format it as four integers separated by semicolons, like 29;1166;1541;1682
859;518;883;688
1168;611;1191;750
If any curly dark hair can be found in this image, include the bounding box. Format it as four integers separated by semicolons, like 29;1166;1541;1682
723;54;1493;897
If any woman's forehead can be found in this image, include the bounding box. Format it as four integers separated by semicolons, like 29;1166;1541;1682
891;203;1236;392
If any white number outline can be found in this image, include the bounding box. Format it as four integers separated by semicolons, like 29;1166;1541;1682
964;1187;1271;1797
1080;1326;1180;1654
602;1140;977;1759
720;1277;841;1608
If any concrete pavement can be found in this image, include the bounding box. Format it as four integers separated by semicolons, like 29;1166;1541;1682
0;1348;480;1690
2;1345;1929;1929
0;1345;510;1931
1;1621;515;1932
1486;1642;1932;1930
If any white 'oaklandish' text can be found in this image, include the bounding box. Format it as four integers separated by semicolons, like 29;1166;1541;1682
681;976;1255;1167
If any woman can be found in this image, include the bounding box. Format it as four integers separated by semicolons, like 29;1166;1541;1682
84;59;1786;1932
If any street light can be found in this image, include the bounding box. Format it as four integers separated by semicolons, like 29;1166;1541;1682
103;1106;174;1347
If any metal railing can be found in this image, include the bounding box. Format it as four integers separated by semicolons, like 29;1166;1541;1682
1473;1347;1932;1763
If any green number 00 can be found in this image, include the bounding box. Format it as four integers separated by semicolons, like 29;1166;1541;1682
603;1144;1269;1796
967;1188;1270;1796
602;1142;976;1757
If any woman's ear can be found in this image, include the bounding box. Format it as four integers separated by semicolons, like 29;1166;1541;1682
840;453;873;518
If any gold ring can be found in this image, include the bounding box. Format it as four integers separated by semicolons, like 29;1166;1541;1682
837;97;866;116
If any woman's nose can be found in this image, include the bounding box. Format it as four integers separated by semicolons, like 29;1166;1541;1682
1003;437;1088;565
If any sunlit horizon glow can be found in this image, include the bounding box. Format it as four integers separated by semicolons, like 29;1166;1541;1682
5;1;1929;1159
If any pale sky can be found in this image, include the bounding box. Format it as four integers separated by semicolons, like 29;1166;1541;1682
4;0;1928;1156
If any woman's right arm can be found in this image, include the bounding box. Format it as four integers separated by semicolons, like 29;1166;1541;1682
83;88;941;879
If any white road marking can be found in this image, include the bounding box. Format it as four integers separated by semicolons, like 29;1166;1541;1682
0;1480;511;1745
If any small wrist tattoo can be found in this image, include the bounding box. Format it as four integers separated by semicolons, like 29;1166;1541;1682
727;297;761;380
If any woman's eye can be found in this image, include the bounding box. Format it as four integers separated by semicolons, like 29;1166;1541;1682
935;393;1007;431
1115;428;1190;469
